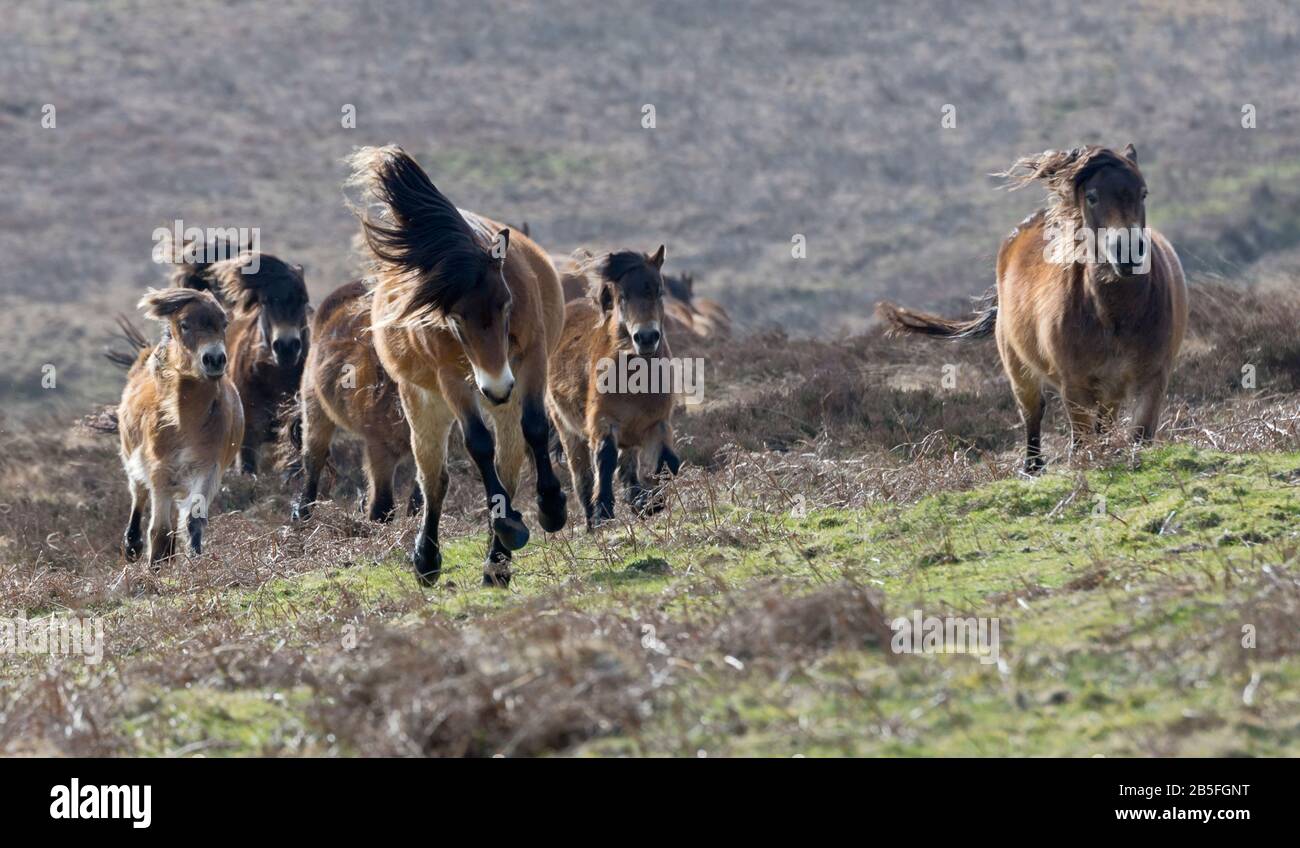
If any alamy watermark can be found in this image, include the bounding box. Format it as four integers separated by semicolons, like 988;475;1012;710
595;355;705;405
1043;222;1150;273
890;610;1000;665
1;615;104;665
151;220;261;273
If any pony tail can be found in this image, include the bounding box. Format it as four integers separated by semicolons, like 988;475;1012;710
876;288;998;341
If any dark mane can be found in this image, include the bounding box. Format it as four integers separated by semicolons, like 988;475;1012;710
215;253;309;314
601;250;663;298
348;145;490;320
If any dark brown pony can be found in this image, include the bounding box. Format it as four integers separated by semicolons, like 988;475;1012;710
291;279;420;523
548;247;681;526
348;145;567;587
117;289;243;564
171;249;311;474
878;144;1188;472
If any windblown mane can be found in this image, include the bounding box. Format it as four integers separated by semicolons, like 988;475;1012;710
573;249;663;300
994;145;1142;230
209;254;308;313
346;145;490;325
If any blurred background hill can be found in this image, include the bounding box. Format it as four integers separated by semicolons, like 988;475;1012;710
2;0;1299;417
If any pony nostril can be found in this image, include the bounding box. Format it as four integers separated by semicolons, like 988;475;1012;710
204;351;226;373
634;329;660;350
274;337;302;361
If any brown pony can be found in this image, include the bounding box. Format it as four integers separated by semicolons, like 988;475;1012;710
171;249;311;474
348;145;567;587
291;279;420;523
548;247;682;526
878;144;1188;472
555;252;729;342
117;288;244;564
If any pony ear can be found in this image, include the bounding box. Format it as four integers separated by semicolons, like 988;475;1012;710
598;281;615;315
491;228;510;263
1122;143;1138;164
649;244;666;269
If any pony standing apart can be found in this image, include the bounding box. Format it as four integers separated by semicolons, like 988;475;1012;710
348;145;567;588
291;279;421;523
171;250;310;475
878;144;1187;472
117;288;244;564
548;247;681;526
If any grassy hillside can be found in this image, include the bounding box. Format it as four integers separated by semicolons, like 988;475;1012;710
4;445;1295;756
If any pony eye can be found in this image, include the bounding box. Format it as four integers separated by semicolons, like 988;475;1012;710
180;320;190;331
1085;191;1099;205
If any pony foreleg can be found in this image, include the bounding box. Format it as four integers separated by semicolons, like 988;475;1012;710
590;424;619;526
180;470;219;556
123;477;147;562
462;412;529;554
146;479;177;566
1133;375;1169;444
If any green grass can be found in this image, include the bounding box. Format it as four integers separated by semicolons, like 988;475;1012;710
105;446;1300;755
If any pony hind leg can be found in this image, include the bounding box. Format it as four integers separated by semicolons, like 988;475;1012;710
1008;371;1046;475
291;387;336;522
636;423;681;516
362;442;400;523
1132;373;1170;444
556;423;594;528
401;385;455;586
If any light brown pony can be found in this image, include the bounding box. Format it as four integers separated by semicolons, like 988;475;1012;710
117;288;244;564
349;145;567;587
548;247;682;526
879;144;1188;472
291;279;420;523
171;249;311;475
555;252;729;342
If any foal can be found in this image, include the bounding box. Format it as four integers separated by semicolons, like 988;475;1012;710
878;144;1188;472
548;247;682;526
291;279;420;523
117;288;244;564
349;145;567;587
172;251;310;474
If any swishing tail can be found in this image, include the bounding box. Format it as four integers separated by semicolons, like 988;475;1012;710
104;314;150;369
876;287;998;340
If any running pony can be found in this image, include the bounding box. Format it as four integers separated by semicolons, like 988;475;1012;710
348;145;567;587
548;247;681;526
117;288;244;564
290;279;420;523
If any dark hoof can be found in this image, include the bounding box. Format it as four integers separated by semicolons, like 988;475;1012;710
491;512;530;551
1023;457;1046;476
638;497;666;518
412;542;442;587
291;496;312;522
537;487;567;533
482;568;512;588
591;500;614;528
124;533;143;563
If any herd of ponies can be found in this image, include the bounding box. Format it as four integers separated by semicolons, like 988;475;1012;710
107;141;1184;588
